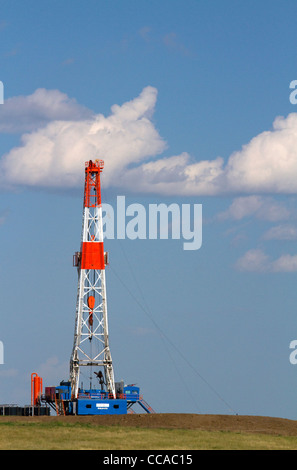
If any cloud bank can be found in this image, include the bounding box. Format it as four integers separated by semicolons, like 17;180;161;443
1;86;297;196
0;86;165;190
1;87;297;274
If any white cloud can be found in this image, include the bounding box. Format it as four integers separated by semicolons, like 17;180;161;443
272;254;297;272
235;248;297;273
0;86;166;190
134;111;297;196
2;87;297;196
235;249;271;272
216;196;291;222
122;153;224;195
0;88;93;133
224;114;297;194
263;224;297;240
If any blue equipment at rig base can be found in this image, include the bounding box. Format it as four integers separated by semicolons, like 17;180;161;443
42;382;154;416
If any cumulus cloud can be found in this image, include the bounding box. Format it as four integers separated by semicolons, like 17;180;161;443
162;112;297;196
216;196;291;222
235;248;297;272
122;153;224;195
0;88;93;133
2;86;297;196
0;86;166;189
135;111;297;196
223;114;297;194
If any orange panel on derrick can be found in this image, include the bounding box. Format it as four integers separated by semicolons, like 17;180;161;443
81;242;105;270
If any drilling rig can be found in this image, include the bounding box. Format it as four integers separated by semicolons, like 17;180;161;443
70;159;115;403
32;160;155;415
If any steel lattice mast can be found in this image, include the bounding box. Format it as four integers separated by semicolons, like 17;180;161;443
70;159;115;400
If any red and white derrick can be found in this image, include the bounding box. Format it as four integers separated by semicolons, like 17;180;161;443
70;160;115;399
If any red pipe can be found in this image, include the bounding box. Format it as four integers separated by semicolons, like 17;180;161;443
31;372;43;406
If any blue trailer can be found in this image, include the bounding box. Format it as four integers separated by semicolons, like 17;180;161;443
43;382;155;416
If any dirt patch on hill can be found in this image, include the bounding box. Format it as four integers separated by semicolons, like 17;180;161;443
3;413;297;436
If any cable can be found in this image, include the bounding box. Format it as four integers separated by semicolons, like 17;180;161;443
109;262;238;415
117;242;202;413
100;187;237;414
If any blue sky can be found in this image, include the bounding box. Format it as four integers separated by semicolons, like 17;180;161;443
1;0;297;418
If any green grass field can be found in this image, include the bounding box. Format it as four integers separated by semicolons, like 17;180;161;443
1;419;297;450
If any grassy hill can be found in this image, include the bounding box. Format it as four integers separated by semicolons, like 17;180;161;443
1;414;297;450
